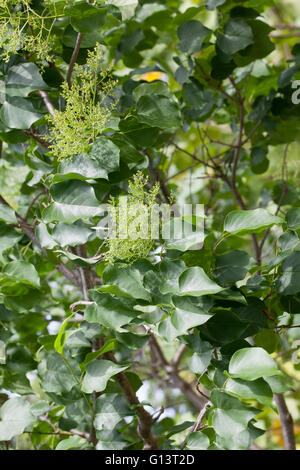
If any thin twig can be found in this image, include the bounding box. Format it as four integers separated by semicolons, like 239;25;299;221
66;33;84;88
70;300;93;311
24;191;45;221
180;402;211;450
37;90;56;117
273;394;296;450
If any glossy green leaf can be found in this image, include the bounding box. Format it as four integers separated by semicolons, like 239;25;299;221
217;20;254;55
136;95;181;129
0;205;17;224
94;393;132;430
0;398;36;441
6;63;48;97
101;261;151;301
51;222;93;247
56;435;88;450
225;377;273;405
214;250;251;284
177;20;211;54
54;313;75;355
55;138;120;182
224;209;283;235
42;181;104;223
229;347;280;380
286;208;300;230
2;261;40;288
0;97;42;129
179;267;224;296
86;292;137;331
186;431;210;450
276;252;300;295
81;360;129;393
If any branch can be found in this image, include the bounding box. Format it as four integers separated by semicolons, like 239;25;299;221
0;195;81;288
172;344;187;368
180;402;211;450
22;128;51;148
196;63;239;104
24;191;45;221
148;336;208;410
66;33;84;88
146;150;172;203
273;394;296;450
70;300;93;311
37;90;56;117
105;350;158;450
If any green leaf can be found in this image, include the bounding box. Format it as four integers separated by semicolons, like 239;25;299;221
206;0;226;10
0;97;42;129
186;431;210;450
66;3;107;34
211;390;258;450
217;20;254;55
179;267;224;296
177;20;211;54
224;208;283;235
81;360;129;393
136;94;181;129
51;222;93;247
56;435;88;450
2;260;40;288
286;208;300;230
54;137;120;182
0;340;6;364
42;180;104;223
54;313;75;355
0;397;36;441
164;217;205;252
101;261;151;301
0;223;22;256
225;377;273;405
94;393;132;430
6;63;49;98
200;310;252;346
109;0;138;20
38;352;79;393
0;205;17;224
158;297;213;342
250;147;269;174
214;250;251;284
229;347;280;381
276;252;300;295
132;81;172;102
172;295;213;328
263;375;293;394
54;249;101;267
80;339;116;372
86;292;137;331
35;222;57;249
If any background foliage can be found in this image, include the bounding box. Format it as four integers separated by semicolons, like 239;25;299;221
0;0;300;450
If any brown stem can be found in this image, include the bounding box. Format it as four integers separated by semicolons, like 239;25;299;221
105;350;158;450
37;90;56;117
22;128;51;148
24;191;45;221
0;195;81;288
180;401;211;450
273;394;296;450
149;336;207;410
196;63;239;105
66;33;84;88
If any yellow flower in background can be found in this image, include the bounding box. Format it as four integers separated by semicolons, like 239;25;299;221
141;71;165;82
